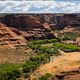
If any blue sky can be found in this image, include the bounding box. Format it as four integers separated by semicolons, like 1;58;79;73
0;0;80;13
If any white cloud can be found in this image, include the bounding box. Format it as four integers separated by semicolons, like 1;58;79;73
0;1;80;13
34;1;54;8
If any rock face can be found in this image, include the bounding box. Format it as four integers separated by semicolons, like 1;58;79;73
2;15;55;40
0;14;56;47
76;37;80;46
54;69;80;80
1;15;44;30
0;23;26;47
0;14;80;47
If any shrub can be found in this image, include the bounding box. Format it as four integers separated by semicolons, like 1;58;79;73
23;53;50;73
30;54;45;62
22;60;39;73
12;69;21;78
23;73;31;78
58;32;79;41
38;46;49;53
53;42;80;52
31;39;58;44
30;54;49;63
39;73;52;80
29;43;41;50
29;39;60;55
0;69;21;80
46;48;59;55
62;36;70;40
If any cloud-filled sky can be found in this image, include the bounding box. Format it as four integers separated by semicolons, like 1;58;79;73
0;0;79;13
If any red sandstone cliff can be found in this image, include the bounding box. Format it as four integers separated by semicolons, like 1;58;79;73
0;23;26;47
0;14;56;47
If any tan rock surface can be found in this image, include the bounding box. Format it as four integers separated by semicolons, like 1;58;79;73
0;23;26;47
37;51;80;77
76;37;80;46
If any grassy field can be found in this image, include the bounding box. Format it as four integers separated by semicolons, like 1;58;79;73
0;63;23;72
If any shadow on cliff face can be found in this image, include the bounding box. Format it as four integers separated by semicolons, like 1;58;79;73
0;14;56;41
53;70;80;80
1;14;44;31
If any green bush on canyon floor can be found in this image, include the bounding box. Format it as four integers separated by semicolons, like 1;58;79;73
58;32;80;41
53;42;80;52
22;54;49;74
0;69;21;80
31;39;58;44
29;39;59;55
39;73;52;80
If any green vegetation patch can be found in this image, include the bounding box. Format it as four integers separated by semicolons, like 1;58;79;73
58;32;80;41
29;39;59;55
39;73;52;80
23;54;49;74
23;38;80;79
0;63;23;72
0;63;22;80
53;42;80;52
0;69;21;80
22;39;59;78
31;39;58;44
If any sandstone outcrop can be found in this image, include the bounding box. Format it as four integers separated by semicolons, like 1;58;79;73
2;15;44;30
76;37;80;46
0;15;55;40
0;23;26;47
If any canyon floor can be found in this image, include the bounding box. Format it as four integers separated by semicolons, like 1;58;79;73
35;51;80;80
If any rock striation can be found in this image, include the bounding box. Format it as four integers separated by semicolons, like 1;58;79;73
0;23;26;47
0;14;56;47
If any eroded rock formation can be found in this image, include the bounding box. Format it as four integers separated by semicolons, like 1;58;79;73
0;14;56;47
0;23;26;47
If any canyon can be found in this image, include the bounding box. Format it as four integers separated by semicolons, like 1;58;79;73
0;14;57;47
0;14;80;80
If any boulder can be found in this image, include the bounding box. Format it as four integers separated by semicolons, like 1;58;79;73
76;37;80;46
